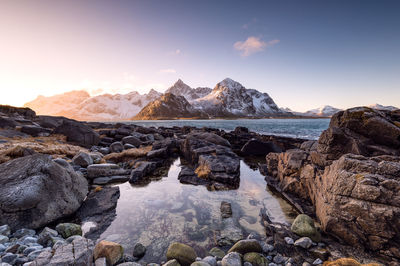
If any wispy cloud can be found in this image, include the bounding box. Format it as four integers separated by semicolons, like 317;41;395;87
234;37;280;57
159;68;177;74
167;49;181;56
242;18;257;30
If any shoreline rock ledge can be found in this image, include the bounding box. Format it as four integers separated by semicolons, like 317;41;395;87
266;107;400;260
0;154;88;230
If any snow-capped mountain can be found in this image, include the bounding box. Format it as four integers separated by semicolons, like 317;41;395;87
304;105;342;117
192;78;287;117
134;93;207;120
24;90;90;116
25;89;162;121
165;79;211;101
368;103;399;111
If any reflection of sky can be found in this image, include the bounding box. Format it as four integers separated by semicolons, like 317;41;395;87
1;1;400;111
99;158;297;261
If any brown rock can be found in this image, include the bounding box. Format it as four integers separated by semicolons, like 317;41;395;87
93;240;123;265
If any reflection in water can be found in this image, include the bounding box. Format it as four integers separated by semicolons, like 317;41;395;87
99;158;297;262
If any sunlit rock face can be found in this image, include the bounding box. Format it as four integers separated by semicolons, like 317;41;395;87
265;107;400;259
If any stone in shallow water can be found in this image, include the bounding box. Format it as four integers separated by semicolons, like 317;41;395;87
217;218;244;246
243;252;269;266
132;242;146;258
221;252;242;266
209;247;225;260
220;201;232;218
228;239;262;254
166;242;197;266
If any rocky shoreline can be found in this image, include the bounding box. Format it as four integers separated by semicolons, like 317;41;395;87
0;104;399;265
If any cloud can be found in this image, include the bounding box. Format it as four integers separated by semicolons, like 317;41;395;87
234;37;280;57
167;49;181;56
241;18;257;30
159;68;177;74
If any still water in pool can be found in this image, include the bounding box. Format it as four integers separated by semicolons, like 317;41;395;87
98;158;297;262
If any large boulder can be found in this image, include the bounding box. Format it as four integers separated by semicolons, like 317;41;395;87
53;120;100;148
315;154;400;256
0;154;88;230
265;107;400;260
181;132;240;187
317;107;400;162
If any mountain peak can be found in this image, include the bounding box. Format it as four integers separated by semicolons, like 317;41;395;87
217;78;243;90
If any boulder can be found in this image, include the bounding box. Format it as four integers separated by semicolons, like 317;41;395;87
317;107;400;162
87;163;130;179
129;161;159;184
76;186;120;240
240;138;282;156
122;136;142;147
20;125;52;137
53;120;100;148
0;154;88;230
228;239;262;254
93;240;124;265
291;214;321;242
32;237;94;266
110;142;124;153
72;152;93;167
166;242;197;266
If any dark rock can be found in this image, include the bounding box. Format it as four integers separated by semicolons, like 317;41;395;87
122;136;142;147
240;138;282;156
129;161;159;184
178;166;210;186
110;141;124;153
0;105;36;119
0;154;88;230
132;243;146;258
220;201;232;218
20;125;52;137
87;164;130;179
147;147;168;159
53;120;100;148
72;152;93;167
76;186;120;240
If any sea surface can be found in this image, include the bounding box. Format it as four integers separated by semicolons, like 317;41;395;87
127;118;330;140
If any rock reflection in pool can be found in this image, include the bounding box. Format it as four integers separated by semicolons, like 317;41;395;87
98;158;297;262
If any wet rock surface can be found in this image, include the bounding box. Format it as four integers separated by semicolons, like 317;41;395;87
0;154;88;230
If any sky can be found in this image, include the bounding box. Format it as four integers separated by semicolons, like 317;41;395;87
0;0;399;111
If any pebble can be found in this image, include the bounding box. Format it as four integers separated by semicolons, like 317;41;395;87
313;258;323;265
202;256;217;266
13;229;35;239
273;254;286;264
261;242;274;253
284;237;294;245
0;243;6;252
1;253;18;265
0;225;11;236
0;235;9;244
294;237;313;249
